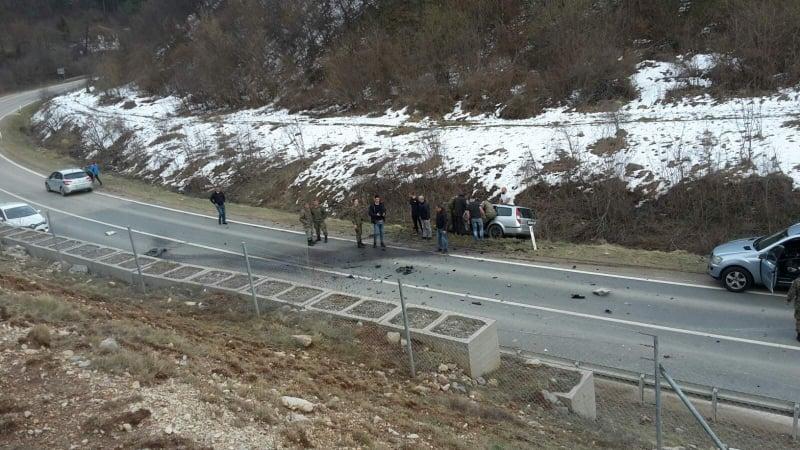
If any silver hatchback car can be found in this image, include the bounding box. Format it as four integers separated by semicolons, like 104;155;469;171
486;204;536;238
708;223;800;292
45;168;93;196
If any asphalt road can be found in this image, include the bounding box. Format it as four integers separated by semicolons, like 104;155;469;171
1;83;798;402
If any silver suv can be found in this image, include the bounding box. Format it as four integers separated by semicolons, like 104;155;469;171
708;223;800;292
486;204;536;238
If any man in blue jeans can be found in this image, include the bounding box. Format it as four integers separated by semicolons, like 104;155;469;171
209;187;227;225
467;197;484;241
368;195;386;249
435;205;448;253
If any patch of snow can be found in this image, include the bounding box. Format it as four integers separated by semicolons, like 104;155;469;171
32;57;800;203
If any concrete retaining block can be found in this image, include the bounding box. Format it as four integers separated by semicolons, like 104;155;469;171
554;370;596;420
0;222;501;378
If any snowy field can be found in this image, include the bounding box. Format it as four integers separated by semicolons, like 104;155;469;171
33;55;800;201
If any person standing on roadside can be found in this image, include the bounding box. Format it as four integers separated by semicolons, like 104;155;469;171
418;195;432;240
210;187;227;225
499;186;511;205
409;194;421;235
368;194;387;249
300;202;315;246
787;277;800;342
348;198;366;248
89;162;102;186
481;198;497;237
435;204;448;253
311;199;328;243
467;196;485;241
454;193;467;235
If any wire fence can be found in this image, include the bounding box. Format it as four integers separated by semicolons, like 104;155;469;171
27;211;800;450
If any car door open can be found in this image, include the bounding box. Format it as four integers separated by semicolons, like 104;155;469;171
759;245;782;293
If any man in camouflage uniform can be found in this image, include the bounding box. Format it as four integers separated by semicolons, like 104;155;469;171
347;198;366;248
310;199;328;243
299;203;315;247
787;277;800;341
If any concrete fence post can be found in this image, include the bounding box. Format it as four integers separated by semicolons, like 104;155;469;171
46;211;63;264
126;226;146;293
241;242;260;317
397;279;416;378
793;402;798;441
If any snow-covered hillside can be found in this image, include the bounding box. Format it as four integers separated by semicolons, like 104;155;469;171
33;55;800;201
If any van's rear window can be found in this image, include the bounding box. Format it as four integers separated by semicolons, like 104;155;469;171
64;172;88;179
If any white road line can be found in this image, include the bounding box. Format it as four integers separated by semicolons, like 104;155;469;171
0;85;785;296
0;185;797;352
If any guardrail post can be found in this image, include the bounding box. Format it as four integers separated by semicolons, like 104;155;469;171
241;242;260;317
793;402;798;441
711;388;719;422
639;373;645;405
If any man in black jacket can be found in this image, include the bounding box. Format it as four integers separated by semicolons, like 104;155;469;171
435;204;448;253
210;187;227;225
368;195;387;249
418;195;432;239
409;194;421;234
453;193;467;235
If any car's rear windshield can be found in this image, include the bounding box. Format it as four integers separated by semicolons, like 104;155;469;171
519;208;534;219
64;172;88;180
4;206;37;219
754;229;787;251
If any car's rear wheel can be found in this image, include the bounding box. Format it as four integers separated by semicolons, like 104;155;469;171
488;224;504;239
721;266;752;293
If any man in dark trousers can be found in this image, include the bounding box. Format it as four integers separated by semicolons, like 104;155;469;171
435;204;448;253
210;187;227;225
418;195;432;239
467;196;485;241
409;194;421;234
368;194;387;249
453;193;467;235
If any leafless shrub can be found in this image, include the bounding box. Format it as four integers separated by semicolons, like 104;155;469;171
732;100;764;168
282;120;307;159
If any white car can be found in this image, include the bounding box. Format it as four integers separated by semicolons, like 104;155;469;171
45;168;93;196
0;202;48;232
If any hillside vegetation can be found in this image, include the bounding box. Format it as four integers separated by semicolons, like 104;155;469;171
96;0;800;116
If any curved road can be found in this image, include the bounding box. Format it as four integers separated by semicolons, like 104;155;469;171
1;83;798;402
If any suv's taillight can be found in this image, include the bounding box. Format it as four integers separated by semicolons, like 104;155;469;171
515;208;521;224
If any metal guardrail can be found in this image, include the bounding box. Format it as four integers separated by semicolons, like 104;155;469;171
502;348;798;417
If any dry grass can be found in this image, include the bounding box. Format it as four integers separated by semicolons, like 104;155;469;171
0;292;85;324
24;324;51;348
92;348;176;384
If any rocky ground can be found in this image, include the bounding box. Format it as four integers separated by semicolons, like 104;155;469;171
0;242;795;449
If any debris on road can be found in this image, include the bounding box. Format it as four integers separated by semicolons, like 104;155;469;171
592;288;610;297
571;294;585;299
145;248;167;257
395;265;415;275
104;230;116;236
604;309;613;314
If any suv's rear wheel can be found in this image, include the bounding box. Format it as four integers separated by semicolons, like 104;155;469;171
488;224;504;239
721;266;752;292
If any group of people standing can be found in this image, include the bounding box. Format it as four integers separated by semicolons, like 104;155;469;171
209;185;513;255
